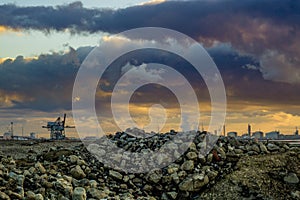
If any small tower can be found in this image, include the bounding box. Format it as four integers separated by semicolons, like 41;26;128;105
248;124;251;136
295;127;299;136
10;122;14;138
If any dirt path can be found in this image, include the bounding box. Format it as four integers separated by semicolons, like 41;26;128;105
200;151;300;200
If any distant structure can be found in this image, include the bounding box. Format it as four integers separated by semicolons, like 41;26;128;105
227;131;237;138
295;127;299;136
42;114;75;140
252;131;263;139
241;133;251;139
30;132;36;139
2;122;14;140
265;131;280;139
248;124;251;136
3;132;12;140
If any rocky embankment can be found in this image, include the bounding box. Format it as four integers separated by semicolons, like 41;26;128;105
0;131;299;200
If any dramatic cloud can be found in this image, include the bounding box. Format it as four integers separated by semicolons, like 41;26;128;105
0;46;93;111
0;0;299;84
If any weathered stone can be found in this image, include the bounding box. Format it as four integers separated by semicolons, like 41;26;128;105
87;188;108;199
54;178;73;197
179;177;193;191
217;147;226;159
70;165;86;179
167;164;179;174
186;152;198;160
109;170;123;180
284;173;299;184
193;174;209;190
259;143;269;154
179;173;209;192
291;191;300;199
143;184;153;192
207;170;218;181
35;162;46;174
267;143;280;151
251;144;260;153
198;154;206;164
234;148;244;154
181;160;194;171
89;180;97;188
178;171;188;180
72;187;86;200
167;191;178;199
0;191;10;200
147;170;162;183
34;194;44;200
26;191;35;199
69;155;78;164
207;153;213;163
171;172;180;184
77;159;87;166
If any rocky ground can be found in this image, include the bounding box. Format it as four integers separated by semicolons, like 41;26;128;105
0;131;299;200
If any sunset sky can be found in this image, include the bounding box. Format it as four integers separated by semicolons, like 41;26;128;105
0;0;300;138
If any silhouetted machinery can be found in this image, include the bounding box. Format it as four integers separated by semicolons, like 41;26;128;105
42;114;75;140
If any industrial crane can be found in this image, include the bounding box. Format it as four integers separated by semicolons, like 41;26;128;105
42;114;75;140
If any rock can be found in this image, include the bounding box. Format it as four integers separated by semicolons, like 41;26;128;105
178;171;187;180
179;176;193;191
87;188;108;199
26;191;35;199
109;170;123;180
193;174;209;190
54;178;73;197
35;162;46;174
181;160;194;171
284;173;299;184
143;184;153;192
70;165;86;179
0;191;10;200
188;142;197;152
259;143;269;154
251;144;260;153
167;191;178;199
89;180;97;188
7;190;23;199
69;155;79;164
267;143;280;152
217;147;226;159
186;152;198;160
207;153;213;163
171;172;180;184
207;170;218;181
179;173;209;192
35;194;44;200
77;159;87;166
123;176;130;182
72;187;86;200
147;170;162;183
9;172;24;186
291;191;300;199
198;154;206;164
167;164;179;174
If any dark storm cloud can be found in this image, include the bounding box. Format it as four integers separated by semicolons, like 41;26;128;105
1;44;300;114
1;0;300;84
0;0;298;37
0;46;93;111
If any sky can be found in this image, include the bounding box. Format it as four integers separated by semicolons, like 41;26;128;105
0;0;300;138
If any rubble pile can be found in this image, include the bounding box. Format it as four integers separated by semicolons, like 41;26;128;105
0;131;299;200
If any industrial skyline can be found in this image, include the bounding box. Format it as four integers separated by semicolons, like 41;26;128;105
1;0;300;138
